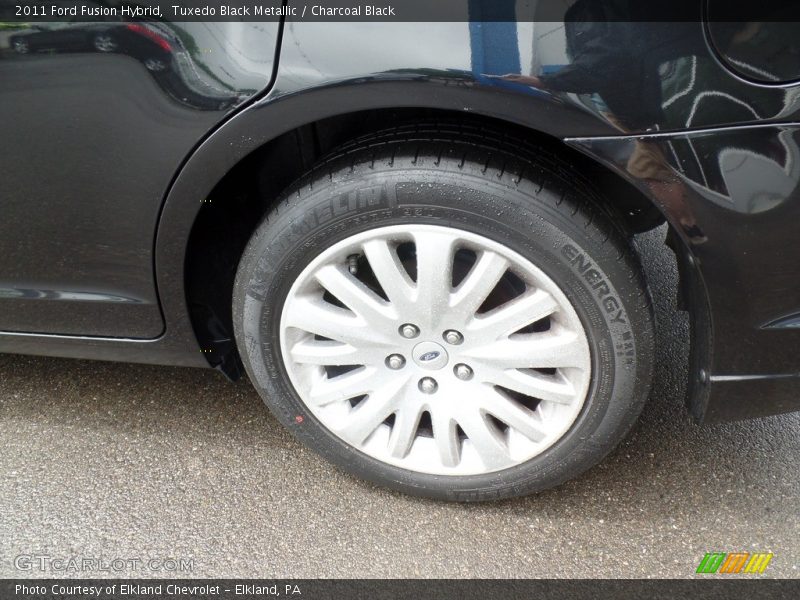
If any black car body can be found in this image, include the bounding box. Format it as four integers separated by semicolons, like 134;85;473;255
2;1;799;498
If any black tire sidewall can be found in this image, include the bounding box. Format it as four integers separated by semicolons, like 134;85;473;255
234;166;652;501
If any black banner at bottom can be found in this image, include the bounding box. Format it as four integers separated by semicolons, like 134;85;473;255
1;579;800;600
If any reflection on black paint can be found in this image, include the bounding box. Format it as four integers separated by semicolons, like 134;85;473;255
0;18;277;337
708;0;800;84
467;1;800;217
3;21;244;110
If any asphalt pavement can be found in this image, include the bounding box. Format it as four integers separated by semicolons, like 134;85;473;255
0;227;798;578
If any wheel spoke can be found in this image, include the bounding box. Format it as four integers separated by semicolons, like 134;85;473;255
362;239;416;313
449;250;509;318
338;378;407;444
387;396;424;459
464;332;589;370
480;388;546;443
314;264;396;325
289;339;377;367
412;231;456;330
468;289;559;338
431;409;461;468
284;297;391;347
456;409;510;470
308;367;378;406
483;368;577;405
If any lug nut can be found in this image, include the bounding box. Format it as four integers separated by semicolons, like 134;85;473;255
418;377;438;394
386;354;406;370
443;330;464;345
400;324;420;339
454;364;473;381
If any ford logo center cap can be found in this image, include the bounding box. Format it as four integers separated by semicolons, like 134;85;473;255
412;342;449;370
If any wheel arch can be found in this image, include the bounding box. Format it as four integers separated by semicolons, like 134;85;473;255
155;86;707;404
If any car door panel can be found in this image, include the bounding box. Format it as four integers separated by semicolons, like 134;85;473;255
0;21;279;337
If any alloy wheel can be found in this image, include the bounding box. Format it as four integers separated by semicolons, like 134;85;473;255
279;225;592;476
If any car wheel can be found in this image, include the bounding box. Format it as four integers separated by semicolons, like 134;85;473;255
12;39;30;54
233;127;655;501
93;34;117;53
143;58;167;72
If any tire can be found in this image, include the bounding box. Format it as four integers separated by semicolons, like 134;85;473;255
233;125;655;501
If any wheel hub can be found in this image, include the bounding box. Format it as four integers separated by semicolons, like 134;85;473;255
411;341;449;370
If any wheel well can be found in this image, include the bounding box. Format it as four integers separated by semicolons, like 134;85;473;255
184;108;666;378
